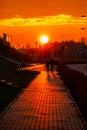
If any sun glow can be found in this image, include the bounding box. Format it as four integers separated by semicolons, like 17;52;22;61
40;35;49;44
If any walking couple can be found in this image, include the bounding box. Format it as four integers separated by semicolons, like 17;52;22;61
46;58;54;72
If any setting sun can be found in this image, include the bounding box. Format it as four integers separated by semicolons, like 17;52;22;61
40;35;49;44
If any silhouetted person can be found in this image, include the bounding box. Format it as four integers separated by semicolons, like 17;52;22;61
46;59;49;72
49;57;54;72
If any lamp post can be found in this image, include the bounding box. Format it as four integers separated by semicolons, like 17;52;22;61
81;15;87;60
81;27;87;30
81;15;87;36
81;14;87;29
81;15;87;18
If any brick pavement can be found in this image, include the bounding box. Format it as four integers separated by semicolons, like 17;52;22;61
0;69;87;130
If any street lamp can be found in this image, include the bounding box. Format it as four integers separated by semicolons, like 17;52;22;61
81;15;87;30
81;15;87;18
81;27;87;30
81;14;87;30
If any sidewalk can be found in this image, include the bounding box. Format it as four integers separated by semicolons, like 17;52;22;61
0;67;87;130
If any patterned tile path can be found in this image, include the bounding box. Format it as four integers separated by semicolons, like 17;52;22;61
0;66;87;130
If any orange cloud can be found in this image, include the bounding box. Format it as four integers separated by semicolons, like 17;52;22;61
0;14;87;26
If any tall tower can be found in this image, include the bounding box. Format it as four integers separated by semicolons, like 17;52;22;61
3;33;7;45
3;33;7;41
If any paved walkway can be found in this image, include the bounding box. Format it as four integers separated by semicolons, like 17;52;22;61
0;65;87;130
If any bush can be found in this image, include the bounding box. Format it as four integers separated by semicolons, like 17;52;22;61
57;65;87;121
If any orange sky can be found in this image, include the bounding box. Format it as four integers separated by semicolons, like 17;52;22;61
0;0;87;48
